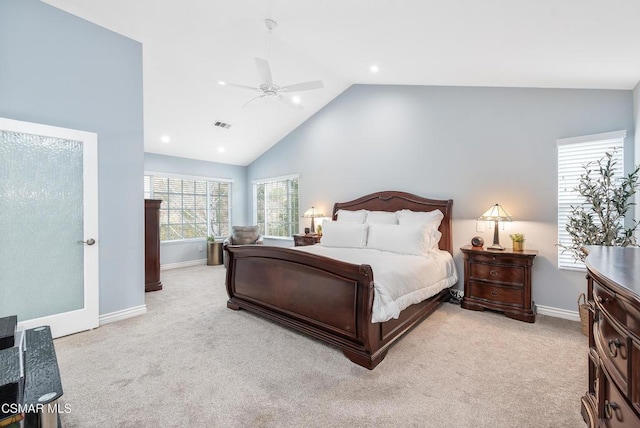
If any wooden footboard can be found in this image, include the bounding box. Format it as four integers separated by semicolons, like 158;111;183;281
225;244;450;369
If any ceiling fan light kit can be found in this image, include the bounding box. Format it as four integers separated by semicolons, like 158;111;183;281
220;18;324;109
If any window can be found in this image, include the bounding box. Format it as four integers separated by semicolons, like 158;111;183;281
253;175;299;238
557;130;626;270
144;174;232;241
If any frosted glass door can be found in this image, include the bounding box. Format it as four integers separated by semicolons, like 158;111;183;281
0;118;98;338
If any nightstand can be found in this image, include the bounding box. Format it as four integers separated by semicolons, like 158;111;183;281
293;234;321;247
460;245;537;323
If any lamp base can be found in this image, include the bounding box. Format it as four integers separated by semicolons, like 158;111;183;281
487;244;506;251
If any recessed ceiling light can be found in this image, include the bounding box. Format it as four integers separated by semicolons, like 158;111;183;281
161;135;170;143
218;81;227;86
218;147;225;153
370;65;379;73
292;96;301;104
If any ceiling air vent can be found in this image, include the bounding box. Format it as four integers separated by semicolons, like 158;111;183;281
214;121;232;129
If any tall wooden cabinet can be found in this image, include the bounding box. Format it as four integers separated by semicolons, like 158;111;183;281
582;246;640;427
145;199;162;292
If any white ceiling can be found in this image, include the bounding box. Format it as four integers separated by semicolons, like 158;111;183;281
42;0;640;166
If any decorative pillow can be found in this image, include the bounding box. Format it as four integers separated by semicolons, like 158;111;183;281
366;210;398;225
336;209;368;224
231;225;260;244
366;223;441;255
396;209;444;232
321;222;368;248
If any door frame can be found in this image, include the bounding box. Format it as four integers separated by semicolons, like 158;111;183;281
0;117;99;338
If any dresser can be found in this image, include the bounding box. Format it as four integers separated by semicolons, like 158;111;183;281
144;199;162;292
582;246;640;427
460;245;537;323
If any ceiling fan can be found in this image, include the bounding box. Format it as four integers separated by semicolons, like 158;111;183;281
218;19;324;109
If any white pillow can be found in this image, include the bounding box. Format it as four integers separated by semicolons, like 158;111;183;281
321;222;368;248
366;210;398;225
336;209;368;224
366;223;440;255
396;209;444;232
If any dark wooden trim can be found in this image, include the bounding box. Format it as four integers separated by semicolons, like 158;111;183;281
225;191;454;369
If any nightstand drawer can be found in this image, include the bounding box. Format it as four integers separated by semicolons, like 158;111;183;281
468;253;528;267
469;262;524;285
468;281;523;306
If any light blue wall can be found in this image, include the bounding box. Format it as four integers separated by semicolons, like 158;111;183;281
248;84;635;312
0;0;145;316
144;153;247;265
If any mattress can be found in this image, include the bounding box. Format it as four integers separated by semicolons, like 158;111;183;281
295;245;458;323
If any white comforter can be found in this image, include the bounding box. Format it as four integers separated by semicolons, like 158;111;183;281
294;245;458;323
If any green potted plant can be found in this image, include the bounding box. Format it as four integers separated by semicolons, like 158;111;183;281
560;151;640;262
510;233;525;251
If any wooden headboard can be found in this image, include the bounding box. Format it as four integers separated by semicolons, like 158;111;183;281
332;191;453;255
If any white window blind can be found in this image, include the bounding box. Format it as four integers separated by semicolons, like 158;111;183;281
253;175;299;238
144;174;232;241
557;131;626;270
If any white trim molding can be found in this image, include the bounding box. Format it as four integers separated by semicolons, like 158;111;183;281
161;259;207;271
99;304;147;326
536;304;580;322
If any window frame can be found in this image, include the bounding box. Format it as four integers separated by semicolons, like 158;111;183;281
252;174;300;240
144;171;233;242
556;130;627;271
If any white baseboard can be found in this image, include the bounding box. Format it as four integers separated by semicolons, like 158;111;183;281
536;304;580;322
161;259;206;271
99;304;147;326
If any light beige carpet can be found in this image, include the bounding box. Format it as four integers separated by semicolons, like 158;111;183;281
55;265;586;427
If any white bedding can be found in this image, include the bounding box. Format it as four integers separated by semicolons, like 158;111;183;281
294;245;458;323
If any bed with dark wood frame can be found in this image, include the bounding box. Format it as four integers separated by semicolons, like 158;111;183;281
224;191;453;369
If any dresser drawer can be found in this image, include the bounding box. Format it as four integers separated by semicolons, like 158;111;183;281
469;262;525;285
594;283;627;327
602;371;640;427
468;281;523;306
596;313;629;393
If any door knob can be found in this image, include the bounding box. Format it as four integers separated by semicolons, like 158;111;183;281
78;238;96;245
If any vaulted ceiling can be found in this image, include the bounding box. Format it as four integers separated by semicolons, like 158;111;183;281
42;0;640;166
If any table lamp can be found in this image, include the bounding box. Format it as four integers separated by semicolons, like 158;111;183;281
478;203;513;250
303;206;324;234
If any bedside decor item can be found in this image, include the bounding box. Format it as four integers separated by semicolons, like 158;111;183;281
478;203;513;250
316;224;323;236
303;206;324;233
510;233;525;251
471;236;484;248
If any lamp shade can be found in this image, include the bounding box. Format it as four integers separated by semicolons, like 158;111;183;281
478;204;513;222
303;207;324;218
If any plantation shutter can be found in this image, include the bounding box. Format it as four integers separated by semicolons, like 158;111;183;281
557;131;626;270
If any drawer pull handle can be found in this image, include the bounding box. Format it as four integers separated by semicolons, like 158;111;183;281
490;290;499;297
608;338;622;358
604;400;621;420
489;270;499;277
597;295;610;304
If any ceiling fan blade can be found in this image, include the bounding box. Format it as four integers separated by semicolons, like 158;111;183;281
277;94;304;110
279;80;324;93
242;94;266;108
223;82;261;92
255;57;273;85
